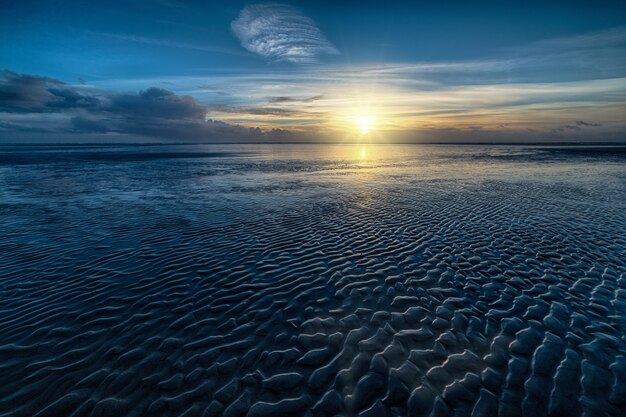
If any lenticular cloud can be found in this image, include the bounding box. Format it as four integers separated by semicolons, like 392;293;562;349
231;3;339;64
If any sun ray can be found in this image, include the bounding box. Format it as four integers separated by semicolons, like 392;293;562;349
355;114;375;134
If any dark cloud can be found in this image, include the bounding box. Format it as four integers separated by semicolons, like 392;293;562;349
0;70;299;142
196;85;230;96
207;103;326;118
0;119;52;133
553;120;603;133
0;70;99;113
106;87;205;120
576;120;601;127
267;94;324;103
49;87;100;110
114;118;265;141
70;116;110;133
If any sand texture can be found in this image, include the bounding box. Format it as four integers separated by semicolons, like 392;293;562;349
0;144;625;416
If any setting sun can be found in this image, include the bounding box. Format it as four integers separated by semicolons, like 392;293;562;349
355;115;375;134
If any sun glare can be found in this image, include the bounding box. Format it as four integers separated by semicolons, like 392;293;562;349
355;115;375;134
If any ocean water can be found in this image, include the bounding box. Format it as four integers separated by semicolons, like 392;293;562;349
0;143;625;417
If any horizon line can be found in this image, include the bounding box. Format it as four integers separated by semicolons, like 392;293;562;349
2;141;626;147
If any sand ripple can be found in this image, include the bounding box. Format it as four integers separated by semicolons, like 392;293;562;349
0;145;625;416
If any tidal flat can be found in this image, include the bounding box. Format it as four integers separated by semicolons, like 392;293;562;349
0;144;625;417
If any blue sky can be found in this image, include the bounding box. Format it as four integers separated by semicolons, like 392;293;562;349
1;0;626;142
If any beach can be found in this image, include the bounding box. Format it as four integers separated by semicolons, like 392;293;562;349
0;143;625;417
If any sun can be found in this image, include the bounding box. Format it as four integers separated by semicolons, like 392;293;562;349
355;115;375;135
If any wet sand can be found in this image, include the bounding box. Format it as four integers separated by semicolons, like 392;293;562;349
0;144;625;417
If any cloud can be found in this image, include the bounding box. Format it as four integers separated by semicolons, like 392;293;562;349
551;120;603;133
0;70;99;113
93;32;249;57
70;116;109;133
0;70;298;142
206;103;325;117
575;120;601;127
106;87;206;120
231;4;339;63
512;26;626;55
268;94;324;103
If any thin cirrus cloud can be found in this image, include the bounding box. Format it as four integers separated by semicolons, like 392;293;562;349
231;3;339;64
93;32;251;57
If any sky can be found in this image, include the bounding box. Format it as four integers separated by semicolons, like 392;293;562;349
1;0;626;143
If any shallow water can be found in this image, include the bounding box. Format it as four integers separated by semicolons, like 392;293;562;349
0;144;625;417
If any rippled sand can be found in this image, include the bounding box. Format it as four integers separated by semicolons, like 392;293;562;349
1;144;625;417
